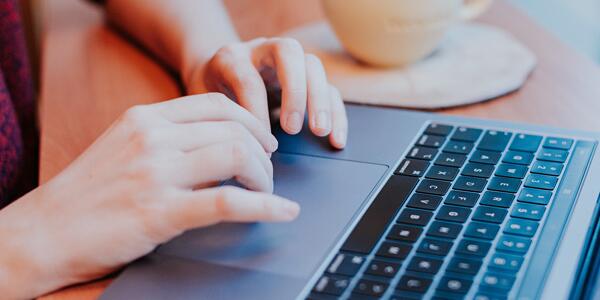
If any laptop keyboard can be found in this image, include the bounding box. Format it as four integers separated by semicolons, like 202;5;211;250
307;123;582;300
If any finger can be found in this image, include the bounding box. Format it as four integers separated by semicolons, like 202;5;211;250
328;86;348;149
164;120;275;155
258;38;307;134
167;186;300;230
305;54;332;137
166;121;273;178
170;140;273;193
212;44;272;131
150;93;278;153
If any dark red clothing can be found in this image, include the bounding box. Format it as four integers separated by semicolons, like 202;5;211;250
0;0;37;207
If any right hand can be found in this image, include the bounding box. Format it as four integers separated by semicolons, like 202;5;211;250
0;93;299;299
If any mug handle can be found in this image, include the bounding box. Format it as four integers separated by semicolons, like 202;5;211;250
461;0;493;20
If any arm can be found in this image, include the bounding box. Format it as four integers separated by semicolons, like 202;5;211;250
103;0;348;148
103;0;239;88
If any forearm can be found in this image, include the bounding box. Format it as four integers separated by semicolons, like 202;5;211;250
104;0;240;88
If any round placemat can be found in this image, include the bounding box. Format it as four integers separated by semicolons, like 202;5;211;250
283;22;536;109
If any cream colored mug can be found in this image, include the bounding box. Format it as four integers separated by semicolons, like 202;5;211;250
321;0;493;67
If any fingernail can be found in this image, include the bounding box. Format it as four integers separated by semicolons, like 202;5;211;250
315;111;331;133
269;135;279;152
277;200;300;220
286;112;302;134
335;129;347;148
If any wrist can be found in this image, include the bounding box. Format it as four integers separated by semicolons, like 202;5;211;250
0;184;71;299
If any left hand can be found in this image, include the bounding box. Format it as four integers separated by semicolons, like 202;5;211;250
184;37;348;149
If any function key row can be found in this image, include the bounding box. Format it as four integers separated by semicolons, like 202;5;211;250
424;123;572;153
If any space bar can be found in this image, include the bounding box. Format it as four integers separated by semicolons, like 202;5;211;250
341;175;418;254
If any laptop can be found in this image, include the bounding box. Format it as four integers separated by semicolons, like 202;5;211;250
100;103;600;300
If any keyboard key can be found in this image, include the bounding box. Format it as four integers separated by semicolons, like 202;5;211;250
511;203;546;220
443;141;474;155
437;276;472;294
428;221;463;239
397;209;433;226
408;256;444;274
537;148;568;162
376;241;412;260
327;253;365;276
474;293;507;300
456;239;491;257
447;257;482;275
502;151;533;165
416;179;451;196
489;252;523;273
509;134;542;153
487;177;522;193
453;176;487;192
480;273;515;291
365;260;401;278
435;153;467;168
407;146;438;161
531;160;563;176
313;275;350;295
426;165;459;181
445;190;480;207
543;137;573;150
388;225;423;243
480;191;515;208
417;134;446;148
464;222;500;240
524;174;558;190
473;206;507;224
425;123;453;136
462;163;495;178
470;150;501;165
397;275;432;294
504;218;539;237
497;235;531;254
495;164;528;179
436;205;472;223
342;175;418;254
407;193;443;210
307;293;338;300
353;279;388;297
451;127;482;142
395;159;429;177
517;188;552;205
477;130;512;152
418;238;453;256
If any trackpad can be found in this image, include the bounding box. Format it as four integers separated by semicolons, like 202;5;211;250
156;152;388;278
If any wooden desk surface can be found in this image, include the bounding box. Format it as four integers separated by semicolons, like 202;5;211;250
38;0;600;299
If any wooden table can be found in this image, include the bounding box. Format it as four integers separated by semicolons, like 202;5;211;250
38;0;600;298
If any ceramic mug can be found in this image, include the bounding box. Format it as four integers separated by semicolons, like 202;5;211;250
321;0;493;67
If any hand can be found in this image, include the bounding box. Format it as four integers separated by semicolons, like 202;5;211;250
184;37;348;149
0;93;300;299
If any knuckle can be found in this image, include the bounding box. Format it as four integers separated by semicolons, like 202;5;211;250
206;92;233;109
275;38;303;54
229;140;250;170
214;186;239;219
305;53;321;65
216;44;243;61
123;105;150;123
225;121;246;138
129;124;160;153
235;73;260;92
